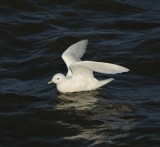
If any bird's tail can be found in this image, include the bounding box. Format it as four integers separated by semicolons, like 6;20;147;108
98;78;114;88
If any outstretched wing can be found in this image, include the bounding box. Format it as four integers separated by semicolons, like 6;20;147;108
70;61;129;75
62;40;88;77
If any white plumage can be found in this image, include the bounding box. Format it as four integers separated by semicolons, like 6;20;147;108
48;40;129;93
62;40;88;77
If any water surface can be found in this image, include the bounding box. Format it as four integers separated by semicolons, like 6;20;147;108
0;0;160;146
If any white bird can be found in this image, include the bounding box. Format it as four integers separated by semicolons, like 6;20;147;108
48;40;129;93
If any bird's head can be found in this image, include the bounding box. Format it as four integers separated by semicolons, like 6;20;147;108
48;73;66;85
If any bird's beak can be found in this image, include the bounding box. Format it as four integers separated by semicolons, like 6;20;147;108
48;81;52;84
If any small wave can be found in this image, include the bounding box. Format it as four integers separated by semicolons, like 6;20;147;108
73;1;144;13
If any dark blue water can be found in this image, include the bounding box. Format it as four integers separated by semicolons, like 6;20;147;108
0;0;160;146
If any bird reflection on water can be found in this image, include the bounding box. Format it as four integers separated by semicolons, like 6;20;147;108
55;90;133;145
56;90;99;110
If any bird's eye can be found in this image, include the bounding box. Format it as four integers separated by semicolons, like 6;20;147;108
57;78;59;80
